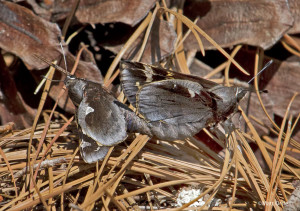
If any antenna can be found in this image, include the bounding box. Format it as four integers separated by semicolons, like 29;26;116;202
58;36;68;72
34;54;70;76
247;60;273;84
41;75;63;82
34;37;70;94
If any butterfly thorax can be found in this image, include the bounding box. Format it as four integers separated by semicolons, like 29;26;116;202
64;76;88;106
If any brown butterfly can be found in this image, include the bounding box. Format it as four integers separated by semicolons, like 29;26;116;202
119;61;264;140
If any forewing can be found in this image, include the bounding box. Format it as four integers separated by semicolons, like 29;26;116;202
120;61;157;106
79;131;110;163
77;85;128;146
119;61;218;107
137;79;214;140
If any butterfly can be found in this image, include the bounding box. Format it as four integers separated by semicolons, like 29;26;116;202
64;74;155;163
36;56;152;163
119;61;248;141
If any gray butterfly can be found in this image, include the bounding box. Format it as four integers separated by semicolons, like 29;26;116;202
119;61;248;140
36;56;151;163
64;75;151;163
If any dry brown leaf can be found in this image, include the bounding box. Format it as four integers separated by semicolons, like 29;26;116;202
0;1;104;122
0;1;63;69
287;0;300;34
29;0;156;26
183;0;293;50
262;57;300;117
76;0;156;26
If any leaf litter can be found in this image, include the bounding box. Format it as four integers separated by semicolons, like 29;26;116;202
0;1;300;210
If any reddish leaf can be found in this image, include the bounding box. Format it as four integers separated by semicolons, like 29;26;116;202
0;2;103;114
183;0;293;50
287;0;300;34
0;1;63;69
29;0;156;26
76;0;156;26
263;57;300;117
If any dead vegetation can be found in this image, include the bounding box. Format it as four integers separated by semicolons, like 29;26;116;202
0;0;300;210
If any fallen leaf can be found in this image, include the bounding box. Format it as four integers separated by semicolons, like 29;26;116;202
29;0;156;26
183;0;293;50
0;1;63;69
287;0;300;34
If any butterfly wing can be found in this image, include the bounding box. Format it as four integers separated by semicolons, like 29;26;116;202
119;61;218;108
77;83;128;146
137;79;215;140
79;131;110;163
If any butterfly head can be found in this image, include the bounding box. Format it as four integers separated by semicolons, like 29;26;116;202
208;85;247;122
64;75;88;106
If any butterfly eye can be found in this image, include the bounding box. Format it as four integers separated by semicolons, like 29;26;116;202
236;87;247;101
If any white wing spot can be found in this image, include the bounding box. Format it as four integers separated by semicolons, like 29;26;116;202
81;141;91;147
86;106;94;115
188;89;195;98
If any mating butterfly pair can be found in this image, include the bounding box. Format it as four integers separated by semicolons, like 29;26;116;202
62;60;247;163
